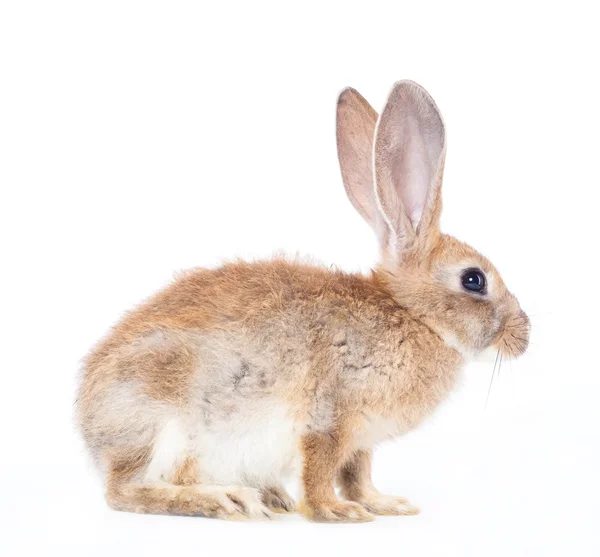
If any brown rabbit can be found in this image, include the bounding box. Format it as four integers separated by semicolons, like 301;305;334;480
77;80;530;522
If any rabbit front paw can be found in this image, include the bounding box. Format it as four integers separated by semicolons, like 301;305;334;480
349;492;419;516
299;499;374;523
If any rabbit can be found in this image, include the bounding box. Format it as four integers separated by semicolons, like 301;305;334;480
76;80;530;523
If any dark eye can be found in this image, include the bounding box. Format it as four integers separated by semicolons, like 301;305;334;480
461;269;487;294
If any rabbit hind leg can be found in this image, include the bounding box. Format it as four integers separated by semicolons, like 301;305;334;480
104;447;274;520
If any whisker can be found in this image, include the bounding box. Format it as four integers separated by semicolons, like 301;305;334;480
485;349;500;411
508;332;532;353
511;336;529;343
502;339;511;365
499;344;507;377
510;336;528;355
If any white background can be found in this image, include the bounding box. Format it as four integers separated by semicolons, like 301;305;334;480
1;2;599;556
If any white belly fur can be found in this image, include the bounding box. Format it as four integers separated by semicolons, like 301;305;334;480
144;404;301;488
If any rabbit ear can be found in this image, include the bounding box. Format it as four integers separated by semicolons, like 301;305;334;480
374;80;446;256
336;87;379;231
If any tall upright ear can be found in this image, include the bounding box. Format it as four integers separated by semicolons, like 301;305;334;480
336;88;379;232
374;80;446;257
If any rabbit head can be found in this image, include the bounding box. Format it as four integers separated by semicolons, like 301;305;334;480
337;81;529;360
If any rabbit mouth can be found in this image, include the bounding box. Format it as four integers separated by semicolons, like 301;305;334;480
494;310;531;358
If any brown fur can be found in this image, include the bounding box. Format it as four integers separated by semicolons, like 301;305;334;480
171;456;199;486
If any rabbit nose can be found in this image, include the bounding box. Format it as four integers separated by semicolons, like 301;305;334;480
501;309;530;357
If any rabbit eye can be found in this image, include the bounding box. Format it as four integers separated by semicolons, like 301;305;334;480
461;269;486;294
